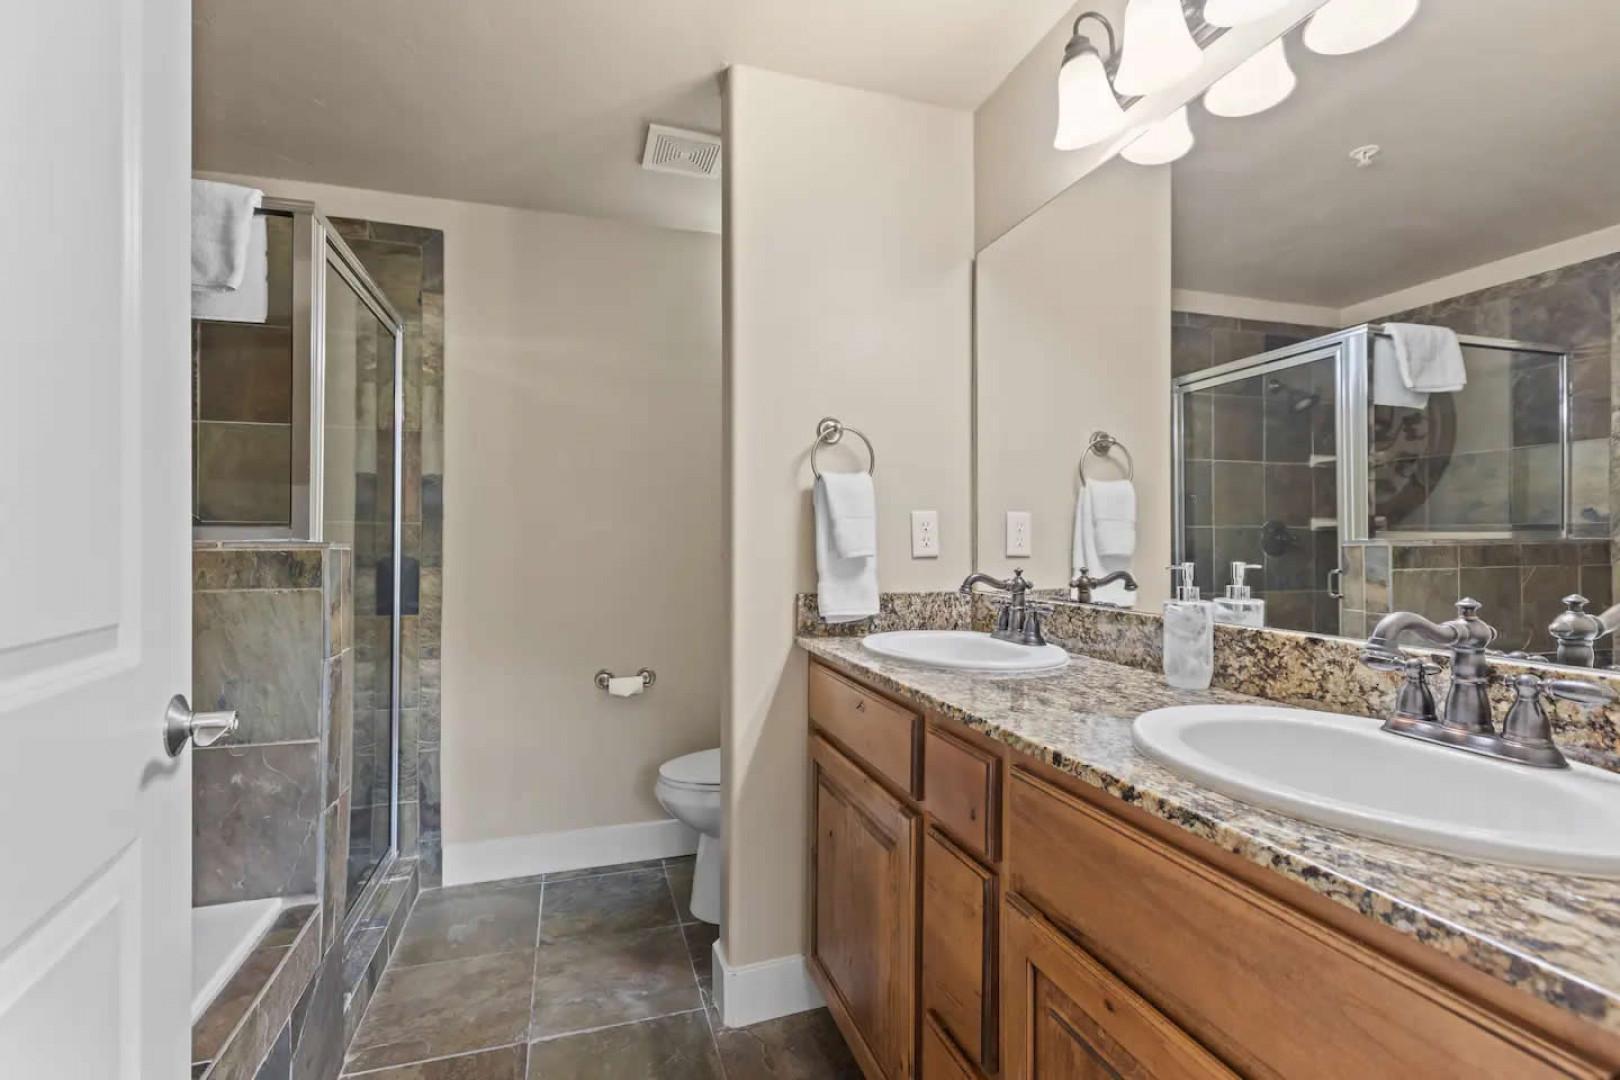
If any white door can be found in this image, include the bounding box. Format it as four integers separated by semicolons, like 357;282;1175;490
0;0;192;1076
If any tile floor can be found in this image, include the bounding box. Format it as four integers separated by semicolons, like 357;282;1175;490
340;857;860;1078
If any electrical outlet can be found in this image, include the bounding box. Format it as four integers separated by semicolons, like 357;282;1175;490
1005;511;1032;557
910;510;940;558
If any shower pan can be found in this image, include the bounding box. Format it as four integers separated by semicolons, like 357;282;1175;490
1172;324;1576;636
191;196;404;926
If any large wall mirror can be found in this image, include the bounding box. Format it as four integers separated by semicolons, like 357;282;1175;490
974;0;1620;670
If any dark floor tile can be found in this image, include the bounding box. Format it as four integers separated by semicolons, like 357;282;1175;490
530;925;701;1038
541;859;667;883
679;922;719;1008
342;1043;527;1078
713;1007;861;1080
345;950;535;1073
526;1012;719;1079
253;1020;292;1080
663;858;698;925
393;882;541;967
539;869;679;943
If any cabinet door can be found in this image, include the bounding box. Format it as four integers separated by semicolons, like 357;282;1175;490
811;734;920;1080
922;829;995;1071
1002;896;1235;1080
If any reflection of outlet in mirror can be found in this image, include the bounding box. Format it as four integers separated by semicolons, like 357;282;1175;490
910;510;940;558
1005;511;1032;557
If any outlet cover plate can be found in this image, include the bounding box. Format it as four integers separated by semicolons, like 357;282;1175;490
1005;511;1032;557
910;510;939;558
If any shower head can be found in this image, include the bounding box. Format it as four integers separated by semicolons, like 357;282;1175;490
1266;377;1320;414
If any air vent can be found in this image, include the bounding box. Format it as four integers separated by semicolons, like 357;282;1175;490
641;123;722;179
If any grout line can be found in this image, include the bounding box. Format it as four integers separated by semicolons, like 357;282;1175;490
528;1008;709;1045
525;879;544;1058
667;864;727;1076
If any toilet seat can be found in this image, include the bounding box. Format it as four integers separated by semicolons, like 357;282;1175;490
658;748;720;791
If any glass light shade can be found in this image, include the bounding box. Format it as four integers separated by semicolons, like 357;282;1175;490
1113;0;1203;96
1122;107;1195;165
1054;49;1127;150
1304;0;1420;55
1201;0;1293;27
1202;39;1296;117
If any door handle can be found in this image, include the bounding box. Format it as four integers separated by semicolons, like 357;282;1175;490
1327;567;1344;600
164;695;238;757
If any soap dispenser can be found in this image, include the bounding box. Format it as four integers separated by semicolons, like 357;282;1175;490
1163;562;1214;690
1214;561;1266;628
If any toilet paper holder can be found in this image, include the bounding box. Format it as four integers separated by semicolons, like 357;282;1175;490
595;668;656;692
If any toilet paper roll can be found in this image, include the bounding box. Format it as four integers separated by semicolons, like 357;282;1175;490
607;675;645;698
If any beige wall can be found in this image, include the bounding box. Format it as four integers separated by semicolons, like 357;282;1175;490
722;66;974;966
975;159;1172;609
199;173;723;859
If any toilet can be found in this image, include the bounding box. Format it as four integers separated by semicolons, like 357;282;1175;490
655;747;721;924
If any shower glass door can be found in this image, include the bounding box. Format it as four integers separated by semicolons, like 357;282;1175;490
1175;341;1345;635
321;254;402;913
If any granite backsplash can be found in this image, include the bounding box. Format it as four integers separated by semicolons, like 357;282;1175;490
795;592;1620;772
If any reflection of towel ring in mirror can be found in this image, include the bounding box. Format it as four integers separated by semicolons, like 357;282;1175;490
1078;430;1133;485
811;417;876;479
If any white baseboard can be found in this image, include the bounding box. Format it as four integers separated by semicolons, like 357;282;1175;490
712;940;825;1029
441;818;698;887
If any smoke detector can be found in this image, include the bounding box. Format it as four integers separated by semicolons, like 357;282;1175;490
641;124;722;179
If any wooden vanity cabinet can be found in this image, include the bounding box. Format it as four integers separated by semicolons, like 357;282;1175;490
810;733;920;1080
806;658;1620;1080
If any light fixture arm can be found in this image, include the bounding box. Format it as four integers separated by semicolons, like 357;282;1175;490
1064;11;1119;69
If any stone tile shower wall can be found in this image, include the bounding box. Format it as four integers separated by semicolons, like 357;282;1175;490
192;541;354;940
1381;254;1612;540
1174;311;1339;634
1338;538;1611;658
329;216;445;885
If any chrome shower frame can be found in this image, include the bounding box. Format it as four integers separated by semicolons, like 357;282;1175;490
1171;324;1576;572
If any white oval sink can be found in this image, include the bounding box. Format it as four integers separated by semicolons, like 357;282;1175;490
861;630;1069;673
1134;704;1620;877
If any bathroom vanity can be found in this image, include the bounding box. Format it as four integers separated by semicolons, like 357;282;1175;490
801;642;1620;1080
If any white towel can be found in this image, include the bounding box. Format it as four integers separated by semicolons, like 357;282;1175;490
815;479;878;623
1087;478;1136;558
817;472;876;558
1073;484;1135;607
1371;323;1466;409
191;179;263;291
192;214;269;324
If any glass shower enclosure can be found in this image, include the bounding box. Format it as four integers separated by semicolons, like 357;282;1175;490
192;196;404;918
1173;325;1575;637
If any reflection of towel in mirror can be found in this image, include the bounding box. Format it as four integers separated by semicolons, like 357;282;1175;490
1074;479;1137;606
814;476;878;623
1371;323;1466;409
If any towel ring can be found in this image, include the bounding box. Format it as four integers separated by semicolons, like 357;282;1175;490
811;417;876;480
1078;430;1133;484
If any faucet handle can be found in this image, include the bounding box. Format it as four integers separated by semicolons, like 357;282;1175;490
1500;674;1613;767
1393;657;1440;724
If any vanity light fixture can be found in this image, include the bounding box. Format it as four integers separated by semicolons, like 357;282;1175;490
1203;37;1296;117
1304;0;1420;55
1053;12;1127;151
1114;0;1203;97
1121;106;1195;165
1201;0;1293;28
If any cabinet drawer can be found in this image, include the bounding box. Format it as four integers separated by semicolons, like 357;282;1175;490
1003;895;1234;1080
922;829;995;1071
923;726;998;860
1007;768;1603;1079
923;1013;983;1080
809;662;919;795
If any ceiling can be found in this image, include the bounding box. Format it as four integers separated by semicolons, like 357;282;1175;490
193;0;1074;234
1171;0;1620;309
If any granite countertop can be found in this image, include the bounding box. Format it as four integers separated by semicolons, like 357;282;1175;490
798;635;1620;1036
